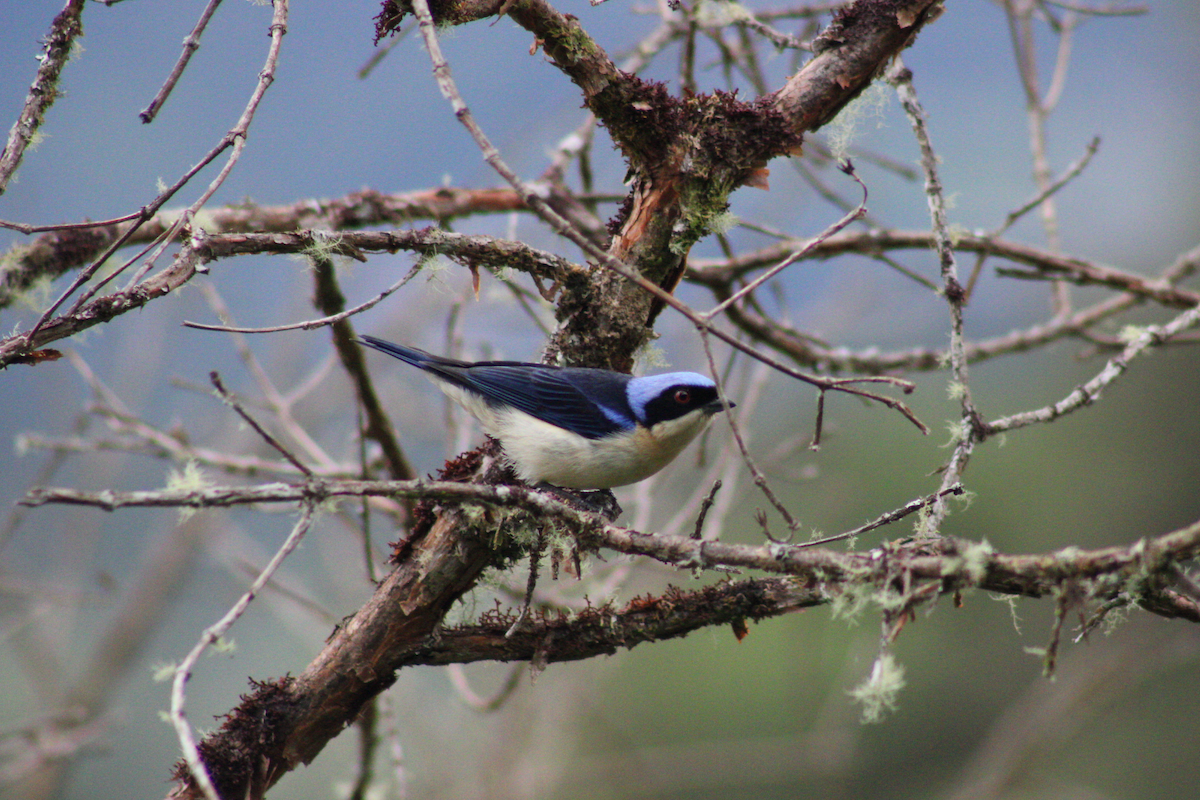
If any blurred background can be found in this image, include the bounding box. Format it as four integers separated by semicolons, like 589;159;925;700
2;1;1199;798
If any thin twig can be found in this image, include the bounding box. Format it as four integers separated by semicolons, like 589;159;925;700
184;263;421;334
656;353;767;540
691;480;723;540
0;210;144;235
810;389;825;449
199;283;340;472
1041;0;1147;14
209;371;313;477
967;134;1102;298
359;23;411;79
797;485;965;548
1005;0;1073;316
140;0;225;123
985;303;1200;435
703;161;866;320
730;8;810;52
992;135;1101;238
170;500;316;800
700;239;1200;375
889;59;977;535
446;663;525;712
699;331;799;534
18;0;290;349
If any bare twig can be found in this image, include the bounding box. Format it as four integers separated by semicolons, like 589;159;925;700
654;352;766;541
1040;0;1147;14
198;284;340;472
16;0;290;351
169;500;317;800
993;135;1101;238
446;663;525;712
810;388;826;449
183;262;422;334
703;162;867;320
691;232;1200;305
729;7;811;52
700;331;799;534
967;134;1102;297
139;0;225;123
1004;0;1078;316
691;480;723;540
209;371;313;477
700;238;1200;375
0;209;145;234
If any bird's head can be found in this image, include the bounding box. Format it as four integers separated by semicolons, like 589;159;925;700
626;372;733;431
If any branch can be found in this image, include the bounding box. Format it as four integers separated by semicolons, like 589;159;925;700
691;232;1200;310
889;58;976;535
0;186;587;310
189;228;581;283
171;491;504;798
403;578;823;666
0;0;85;196
139;0;225;124
5;0;291;362
770;0;943;132
22;476;1198;798
23;479;1200;606
984;302;1200;436
693;235;1200;373
0;229;579;368
0;246;208;368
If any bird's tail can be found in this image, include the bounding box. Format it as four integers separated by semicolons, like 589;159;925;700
358;336;450;368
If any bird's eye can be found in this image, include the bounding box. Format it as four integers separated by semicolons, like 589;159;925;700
674;389;691;404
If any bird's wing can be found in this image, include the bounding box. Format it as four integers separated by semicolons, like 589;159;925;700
457;365;632;440
358;336;634;439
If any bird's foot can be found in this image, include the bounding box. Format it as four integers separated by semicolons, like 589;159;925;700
533;483;622;521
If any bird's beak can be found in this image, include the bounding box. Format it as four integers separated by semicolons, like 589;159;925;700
704;398;735;415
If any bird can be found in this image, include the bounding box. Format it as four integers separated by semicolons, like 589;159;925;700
358;336;734;489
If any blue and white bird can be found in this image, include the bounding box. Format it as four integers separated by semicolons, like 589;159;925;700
359;336;733;489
